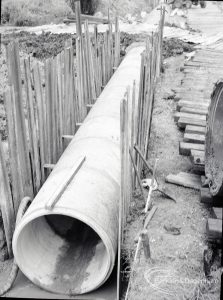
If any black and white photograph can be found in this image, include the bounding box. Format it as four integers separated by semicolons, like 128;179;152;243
0;0;222;299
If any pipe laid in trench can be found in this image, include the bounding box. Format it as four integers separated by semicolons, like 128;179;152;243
205;79;223;197
12;45;145;295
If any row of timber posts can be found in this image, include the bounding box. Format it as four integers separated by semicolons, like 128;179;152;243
0;2;121;257
118;6;165;299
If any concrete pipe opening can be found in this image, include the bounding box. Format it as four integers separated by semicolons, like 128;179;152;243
14;213;111;295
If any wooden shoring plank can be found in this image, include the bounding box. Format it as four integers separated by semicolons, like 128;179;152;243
92;25;100;97
0;139;15;258
24;58;41;195
179;142;205;156
180;106;208;115
136;52;146;174
107;28;111;81
90;23;97;102
117;96;124;299
102;41;106;87
175;95;211;102
200;187;213;204
75;1;82;37
4;89;22;212
51;58;59;159
6;42;33;205
81;32;88;110
191;155;205;166
86;24;97;104
83;21;91;105
174;112;206;122
108;22;113;78
212;207;222;220
206;218;222;240
76;37;87;121
191;149;205;157
184;133;205;144
192;164;205;174
44;59;52;164
178;117;206;129
146;43;155;157
114;15;120;68
131;81;137;187
33;62;46;184
68;47;75;136
63;48;70;135
76;37;83;121
49;58;57;163
185;125;206;135
176;98;210;105
98;45;103;94
165;172;201;190
73;74;80;125
56;52;64;156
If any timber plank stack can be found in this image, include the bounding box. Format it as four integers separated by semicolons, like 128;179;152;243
174;49;223;244
174;49;223;174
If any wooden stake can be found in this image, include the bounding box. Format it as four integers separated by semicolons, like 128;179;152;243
129;148;145;202
6;42;33;205
140;229;151;259
33;62;46;183
24;58;41;194
4;89;22;212
0;139;15;257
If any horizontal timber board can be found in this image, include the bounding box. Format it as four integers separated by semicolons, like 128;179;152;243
212;207;222;220
206;218;222;240
185;125;206;135
166;172;201;190
180;107;208;115
184;133;205;144
179;142;205;156
178;117;207;129
174;112;206;122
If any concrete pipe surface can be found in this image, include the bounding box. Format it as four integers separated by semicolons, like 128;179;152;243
12;45;145;295
205;79;223;196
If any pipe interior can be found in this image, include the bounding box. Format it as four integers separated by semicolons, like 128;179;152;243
16;214;109;294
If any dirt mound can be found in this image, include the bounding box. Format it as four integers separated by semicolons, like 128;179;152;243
162;37;195;58
119;33;195;59
2;31;76;60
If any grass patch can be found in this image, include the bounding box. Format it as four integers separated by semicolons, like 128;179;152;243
1;0;72;26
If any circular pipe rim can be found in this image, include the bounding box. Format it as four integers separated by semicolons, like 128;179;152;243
12;207;116;295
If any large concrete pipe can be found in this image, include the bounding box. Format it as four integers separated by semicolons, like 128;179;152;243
12;45;145;295
205;80;223;196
